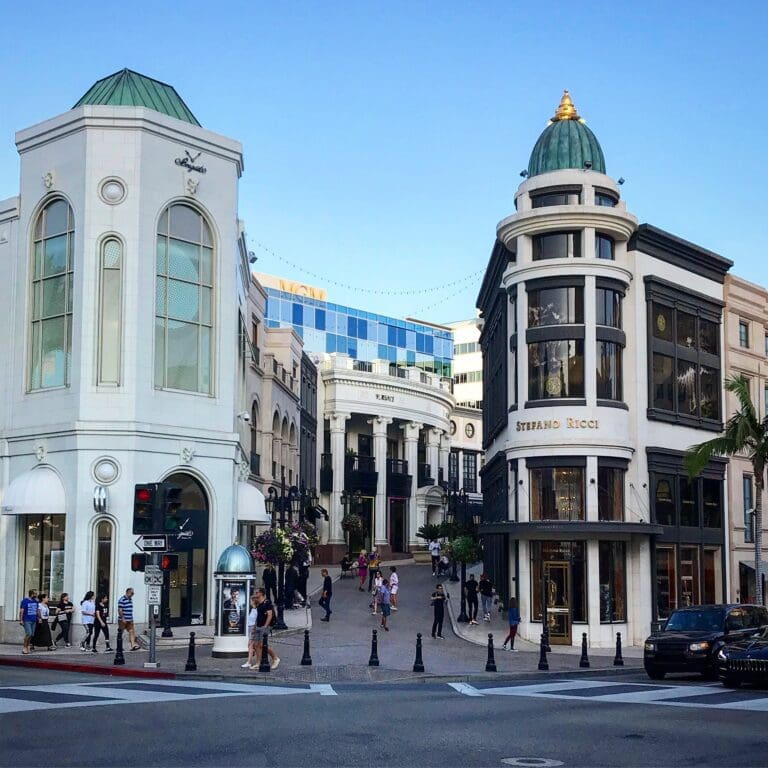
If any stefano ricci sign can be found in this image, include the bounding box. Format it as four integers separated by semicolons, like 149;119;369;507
175;150;207;174
516;417;599;432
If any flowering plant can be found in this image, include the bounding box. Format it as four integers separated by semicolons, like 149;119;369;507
341;513;365;535
288;523;313;563
251;527;294;565
291;521;319;549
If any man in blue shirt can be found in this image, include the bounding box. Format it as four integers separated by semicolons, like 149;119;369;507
18;590;38;654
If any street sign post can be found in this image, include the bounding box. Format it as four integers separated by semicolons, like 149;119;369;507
144;552;160;669
135;535;167;552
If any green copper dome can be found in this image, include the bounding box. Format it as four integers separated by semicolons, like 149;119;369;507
527;91;605;178
73;69;200;126
216;544;254;573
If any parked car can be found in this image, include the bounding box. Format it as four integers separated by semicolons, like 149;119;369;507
718;625;768;688
644;604;768;680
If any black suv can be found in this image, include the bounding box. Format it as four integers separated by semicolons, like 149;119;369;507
644;604;768;679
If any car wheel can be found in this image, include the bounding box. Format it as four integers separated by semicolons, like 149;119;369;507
721;675;741;689
645;666;665;680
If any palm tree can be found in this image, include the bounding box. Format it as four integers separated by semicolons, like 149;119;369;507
685;375;768;605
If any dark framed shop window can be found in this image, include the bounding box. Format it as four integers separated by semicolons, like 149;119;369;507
480;452;509;523
529;462;586;521
596;287;623;328
655;542;723;618
528;285;584;327
448;450;460;491
597;460;626;521
599;541;626;622
739;320;749;348
595;233;615;260
595;191;618;207
743;475;754;543
531;188;581;207
463;452;478;493
530;541;587;622
481;288;508;447
646;277;723;429
532;231;582;260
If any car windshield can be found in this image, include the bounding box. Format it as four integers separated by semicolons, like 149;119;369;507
664;608;724;632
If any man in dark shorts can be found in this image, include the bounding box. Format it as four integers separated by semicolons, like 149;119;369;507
250;588;279;671
318;569;333;621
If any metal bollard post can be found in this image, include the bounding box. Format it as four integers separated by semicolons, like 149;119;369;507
184;632;197;672
543;624;551;653
113;627;125;666
485;633;497;672
538;633;549;671
614;631;624;666
300;629;312;666
413;633;425;673
368;629;380;667
579;632;590;668
258;631;271;673
161;606;173;638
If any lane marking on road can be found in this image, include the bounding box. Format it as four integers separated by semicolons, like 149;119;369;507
448;682;485;697
309;684;337;696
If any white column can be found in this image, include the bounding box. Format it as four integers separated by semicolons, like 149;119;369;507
427;428;441;485
329;412;350;544
370;416;392;547
402;421;423;547
586;539;601;646
438;431;450;485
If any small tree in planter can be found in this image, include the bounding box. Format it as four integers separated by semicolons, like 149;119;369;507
416;523;442;545
444;535;483;566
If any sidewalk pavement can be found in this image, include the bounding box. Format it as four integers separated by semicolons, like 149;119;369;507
0;562;642;682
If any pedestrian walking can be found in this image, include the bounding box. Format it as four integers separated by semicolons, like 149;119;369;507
117;587;140;651
478;573;494;622
92;595;112;652
431;584;446;639
284;562;298;608
32;594;55;650
357;550;368;592
297;558;310;607
367;550;380;592
428;539;441;576
502;597;521;651
371;570;383;614
318;568;333;621
465;573;479;625
54;593;74;647
389;566;399;611
242;595;259;668
18;589;38;654
378;579;391;631
263;564;278;604
249;588;279;670
80;591;96;651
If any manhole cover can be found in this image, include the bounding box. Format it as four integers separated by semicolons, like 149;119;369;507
502;759;564;767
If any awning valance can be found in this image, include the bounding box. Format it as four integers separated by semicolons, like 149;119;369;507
739;560;768;573
1;466;66;516
237;482;270;524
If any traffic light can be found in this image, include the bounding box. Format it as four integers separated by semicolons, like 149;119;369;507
160;483;184;532
131;553;147;572
133;484;158;535
160;554;179;571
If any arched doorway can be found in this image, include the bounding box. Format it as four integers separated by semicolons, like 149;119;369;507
164;472;210;626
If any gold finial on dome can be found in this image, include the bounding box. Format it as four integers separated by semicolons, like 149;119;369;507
551;90;582;122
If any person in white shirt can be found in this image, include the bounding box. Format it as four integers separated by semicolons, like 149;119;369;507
80;591;96;652
389;566;400;611
242;594;259;668
429;540;441;576
371;570;383;615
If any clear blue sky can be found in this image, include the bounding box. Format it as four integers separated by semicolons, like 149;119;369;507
1;2;766;324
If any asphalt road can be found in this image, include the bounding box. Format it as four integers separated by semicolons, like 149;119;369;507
2;668;767;768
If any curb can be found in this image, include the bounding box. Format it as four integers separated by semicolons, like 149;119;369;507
0;655;176;679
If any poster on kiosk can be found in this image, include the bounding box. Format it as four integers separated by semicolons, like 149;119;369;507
211;544;256;658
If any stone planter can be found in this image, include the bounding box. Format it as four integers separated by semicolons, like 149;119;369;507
412;549;432;564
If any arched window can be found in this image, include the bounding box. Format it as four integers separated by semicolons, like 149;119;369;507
155;203;214;394
94;519;114;605
30;198;75;390
98;238;123;384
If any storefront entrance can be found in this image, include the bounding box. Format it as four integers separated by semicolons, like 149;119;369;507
544;561;571;645
388;499;406;553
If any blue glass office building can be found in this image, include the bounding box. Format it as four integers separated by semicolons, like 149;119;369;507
264;288;453;377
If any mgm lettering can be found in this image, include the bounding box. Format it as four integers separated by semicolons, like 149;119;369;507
516;418;599;432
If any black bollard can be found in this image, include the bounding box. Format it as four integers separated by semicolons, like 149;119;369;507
185;632;197;672
579;632;590;668
485;633;497;672
161;606;173;638
113;627;125;666
537;633;549;671
543;625;551;653
368;629;380;667
258;631;271;673
614;631;624;666
413;633;425;673
300;629;312;666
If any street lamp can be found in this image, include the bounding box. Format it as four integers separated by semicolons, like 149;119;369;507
297;483;320;526
441;491;460;583
444;488;473;622
265;471;300;631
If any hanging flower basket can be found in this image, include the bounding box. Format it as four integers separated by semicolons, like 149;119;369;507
341;513;365;535
444;535;483;565
251;527;294;565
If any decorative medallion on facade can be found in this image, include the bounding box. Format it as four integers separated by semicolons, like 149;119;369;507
92;457;120;485
180;446;195;464
43;172;54;189
99;177;127;205
175;150;207;174
185;177;199;195
33;442;47;462
239;459;250;481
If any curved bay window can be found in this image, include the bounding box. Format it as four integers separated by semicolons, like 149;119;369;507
598;460;625;521
528;286;583;327
647;279;722;427
596;342;622;401
596;280;625;404
596;286;622;328
530;461;585;521
155;203;214;394
529;340;584;400
531;188;581;208
532;231;581;260
595;233;615;260
29;198;75;390
595;191;618;207
599;541;626;622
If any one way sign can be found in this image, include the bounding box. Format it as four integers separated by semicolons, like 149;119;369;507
135;535;167;552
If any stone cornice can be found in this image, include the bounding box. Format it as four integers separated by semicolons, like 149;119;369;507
501;259;633;291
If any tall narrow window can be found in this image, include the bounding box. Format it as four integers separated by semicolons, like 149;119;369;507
30;198;75;390
743;475;754;543
95;520;113;603
98;238;122;384
155;204;214;394
599;541;626;622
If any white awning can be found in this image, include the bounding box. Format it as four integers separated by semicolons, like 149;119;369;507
237;482;270;524
1;466;66;516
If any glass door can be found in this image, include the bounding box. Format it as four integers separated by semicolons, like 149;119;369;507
544;561;571;644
